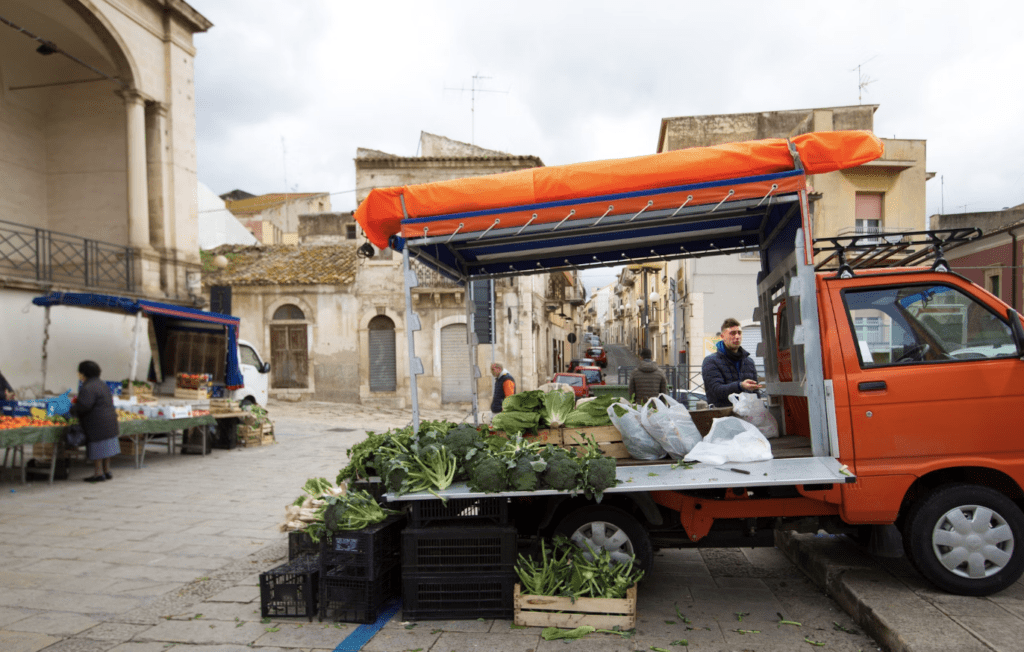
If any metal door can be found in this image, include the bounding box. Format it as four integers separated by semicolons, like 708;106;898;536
368;316;397;392
270;324;308;388
441;323;471;402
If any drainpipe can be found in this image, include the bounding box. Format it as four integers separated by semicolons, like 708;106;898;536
1012;228;1021;312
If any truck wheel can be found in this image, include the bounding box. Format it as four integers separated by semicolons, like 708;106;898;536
239;397;255;409
554;505;654;575
903;484;1024;596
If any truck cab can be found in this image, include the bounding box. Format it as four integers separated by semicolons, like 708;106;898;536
235;339;270;407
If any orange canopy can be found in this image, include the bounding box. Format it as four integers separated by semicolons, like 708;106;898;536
355;130;883;249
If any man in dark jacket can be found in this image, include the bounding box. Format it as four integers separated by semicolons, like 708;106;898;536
701;318;761;408
627;348;667;405
490;362;516;414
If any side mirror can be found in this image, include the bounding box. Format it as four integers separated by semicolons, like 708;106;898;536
260;362;271;373
1008;309;1024;358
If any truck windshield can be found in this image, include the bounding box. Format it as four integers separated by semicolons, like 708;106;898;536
844;283;1016;366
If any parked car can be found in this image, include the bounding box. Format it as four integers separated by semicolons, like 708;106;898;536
585;346;607;368
566;357;595;373
577;366;604;387
550;372;589;399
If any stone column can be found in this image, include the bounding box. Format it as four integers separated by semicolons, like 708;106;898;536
121;89;150;251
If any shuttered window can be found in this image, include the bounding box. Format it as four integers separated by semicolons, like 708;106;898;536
368;316;397;392
441;323;472;402
210;286;232;315
471;279;493;344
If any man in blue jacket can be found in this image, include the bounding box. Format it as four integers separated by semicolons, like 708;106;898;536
701;318;762;408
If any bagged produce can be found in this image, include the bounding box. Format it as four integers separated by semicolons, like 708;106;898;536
638;394;702;459
729;392;779;439
683;416;773;465
608;399;665;460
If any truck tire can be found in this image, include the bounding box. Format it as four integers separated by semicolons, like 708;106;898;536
902;483;1024;596
554;504;654;575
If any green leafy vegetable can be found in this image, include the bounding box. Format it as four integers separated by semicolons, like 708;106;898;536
542;447;580;491
491;411;541;435
467;452;509;493
322;489;399;532
541;625;595;640
540;389;576;428
502;390;545;413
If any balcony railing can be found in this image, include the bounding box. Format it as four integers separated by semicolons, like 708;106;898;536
0;218;135;291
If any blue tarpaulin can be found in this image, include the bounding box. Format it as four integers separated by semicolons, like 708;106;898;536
32;292;244;389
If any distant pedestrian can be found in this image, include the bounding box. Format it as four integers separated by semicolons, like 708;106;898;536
0;367;14;400
701;318;761;408
490;362;516;414
627;348;667;405
70;361;119;483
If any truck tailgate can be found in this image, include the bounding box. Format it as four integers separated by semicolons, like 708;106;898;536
384;457;854;501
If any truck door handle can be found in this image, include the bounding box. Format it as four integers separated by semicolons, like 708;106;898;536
858;381;887;392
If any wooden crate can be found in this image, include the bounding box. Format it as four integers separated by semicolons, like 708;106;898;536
119;437;142;456
561;425;631;459
174;387;210;400
209;398;239;413
238;425;263;447
514;583;636;629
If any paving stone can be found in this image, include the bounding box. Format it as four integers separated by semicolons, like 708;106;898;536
0;607;37;627
133;619;268;644
30;638;114;652
5;611;100;636
359;627;442;652
205;586;259;603
254;621;353;648
80;622;153;641
0;629;62;652
436;631;544;651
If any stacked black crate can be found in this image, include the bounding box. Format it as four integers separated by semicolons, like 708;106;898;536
260;554;320;621
287;530;319;561
318;513;405;623
400;497;515;620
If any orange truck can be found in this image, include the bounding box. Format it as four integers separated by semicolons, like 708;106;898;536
358;131;1024;596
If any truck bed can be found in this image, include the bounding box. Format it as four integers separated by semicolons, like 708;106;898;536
384;454;852;502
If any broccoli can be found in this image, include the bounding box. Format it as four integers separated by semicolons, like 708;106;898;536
467;452;509;493
583;457;617;503
382;453;411;493
542;448;581;491
444;424;482;463
509;454;547;492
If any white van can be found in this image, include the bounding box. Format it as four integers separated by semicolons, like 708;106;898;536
235;339;270;407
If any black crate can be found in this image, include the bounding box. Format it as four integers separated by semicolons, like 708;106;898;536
349;478;386;505
288;530;319;561
402;525;516;574
403;497;508;527
319;564;400;623
401;571;515;621
259;555;320;621
320;514;404;578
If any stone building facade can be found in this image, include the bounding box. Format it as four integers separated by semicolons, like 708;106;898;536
936;205;1024;311
0;0;212;397
223;192;332;244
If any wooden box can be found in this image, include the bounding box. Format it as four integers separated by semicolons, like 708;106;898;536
209;398;239;413
561;425;630;459
514;583;636;629
174;387;210;401
689;407;733;437
119;437;142;456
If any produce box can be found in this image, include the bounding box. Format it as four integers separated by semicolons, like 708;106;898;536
288;530;319;561
319;564;400;623
689;406;733;437
403;496;508;527
119;437;142;456
237;425;263;447
402;525;516;574
260;554;320;621
176;373;211;390
561;425;631;459
514;583;637;629
174;387;210;400
320;514;404;579
32;442;83;461
209;398;239;413
402;571;514;621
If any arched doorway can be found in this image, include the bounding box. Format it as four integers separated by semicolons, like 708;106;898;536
368;315;396;392
440;323;471;403
270;304;308;388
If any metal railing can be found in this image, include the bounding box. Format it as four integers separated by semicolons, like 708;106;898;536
0;218;134;291
616;365;703;393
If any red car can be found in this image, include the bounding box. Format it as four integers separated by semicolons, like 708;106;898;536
585;347;607;368
577;366;604;387
550;373;589;399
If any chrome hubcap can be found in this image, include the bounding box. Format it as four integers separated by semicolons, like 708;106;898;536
570;520;635;565
932;504;1015;579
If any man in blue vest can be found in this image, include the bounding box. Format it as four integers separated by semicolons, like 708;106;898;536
701;318;762;408
490;362;516;414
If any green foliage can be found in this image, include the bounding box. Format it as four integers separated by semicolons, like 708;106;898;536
542;447;581;491
467;452;509;493
491;410;540;435
322;489;399;531
540;390;576;428
502;389;545;413
563;395;618;428
515;536;643;600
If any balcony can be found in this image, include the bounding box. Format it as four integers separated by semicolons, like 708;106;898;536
0;219;135;291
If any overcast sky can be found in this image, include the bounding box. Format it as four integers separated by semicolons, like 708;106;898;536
193;1;1024;295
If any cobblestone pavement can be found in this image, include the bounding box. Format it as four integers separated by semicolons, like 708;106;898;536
0;399;878;651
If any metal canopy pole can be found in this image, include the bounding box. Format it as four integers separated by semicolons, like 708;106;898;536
128;312;142;398
402;246;423;431
465;282;480;425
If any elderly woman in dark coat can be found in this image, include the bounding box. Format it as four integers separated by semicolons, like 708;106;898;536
70;360;119;482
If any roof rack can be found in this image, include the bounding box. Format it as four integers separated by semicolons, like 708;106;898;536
812;228;982;278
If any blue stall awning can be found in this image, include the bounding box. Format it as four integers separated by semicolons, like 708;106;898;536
32;292;244;389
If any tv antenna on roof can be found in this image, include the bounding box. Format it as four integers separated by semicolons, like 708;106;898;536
851;56;878;104
443;74;508;145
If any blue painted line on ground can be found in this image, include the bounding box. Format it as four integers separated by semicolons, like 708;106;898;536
332;598;402;652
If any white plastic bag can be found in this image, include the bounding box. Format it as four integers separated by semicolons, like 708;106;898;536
639;395;702;459
728;392;779;439
608;399;666;460
683;416;774;465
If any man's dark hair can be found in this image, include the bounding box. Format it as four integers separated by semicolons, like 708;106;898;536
78;360;102;379
721;318;741;332
640;347;652;359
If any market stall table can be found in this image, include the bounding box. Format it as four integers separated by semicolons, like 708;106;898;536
0;414;217;484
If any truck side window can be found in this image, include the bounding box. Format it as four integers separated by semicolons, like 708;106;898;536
240;345;261;368
843;284;1016;367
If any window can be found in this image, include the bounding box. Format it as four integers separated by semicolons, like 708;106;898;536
985;268;1002;300
346;224;357;240
273;304;304;320
843;284;1016;366
471;279;493;344
239;344;261;368
855;193;883;243
210;285;232;315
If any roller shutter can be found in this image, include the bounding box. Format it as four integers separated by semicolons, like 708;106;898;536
369;316;397;392
441;323;471;402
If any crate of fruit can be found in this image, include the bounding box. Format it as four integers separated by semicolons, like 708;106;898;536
513;583;637;629
175;373;211;390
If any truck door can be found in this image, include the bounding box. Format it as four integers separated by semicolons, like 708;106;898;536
238;343;269;407
833;278;1024;468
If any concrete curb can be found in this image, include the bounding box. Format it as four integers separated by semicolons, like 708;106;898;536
776;530;993;652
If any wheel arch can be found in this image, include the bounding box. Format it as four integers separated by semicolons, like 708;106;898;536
897;466;1024;528
538;491;661;534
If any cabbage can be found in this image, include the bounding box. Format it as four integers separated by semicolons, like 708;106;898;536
540;389;575;428
492;410;541;435
563;395;618;428
502;390;545;413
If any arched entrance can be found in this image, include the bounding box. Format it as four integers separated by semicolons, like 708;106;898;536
368;315;397;392
270;304;308;388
